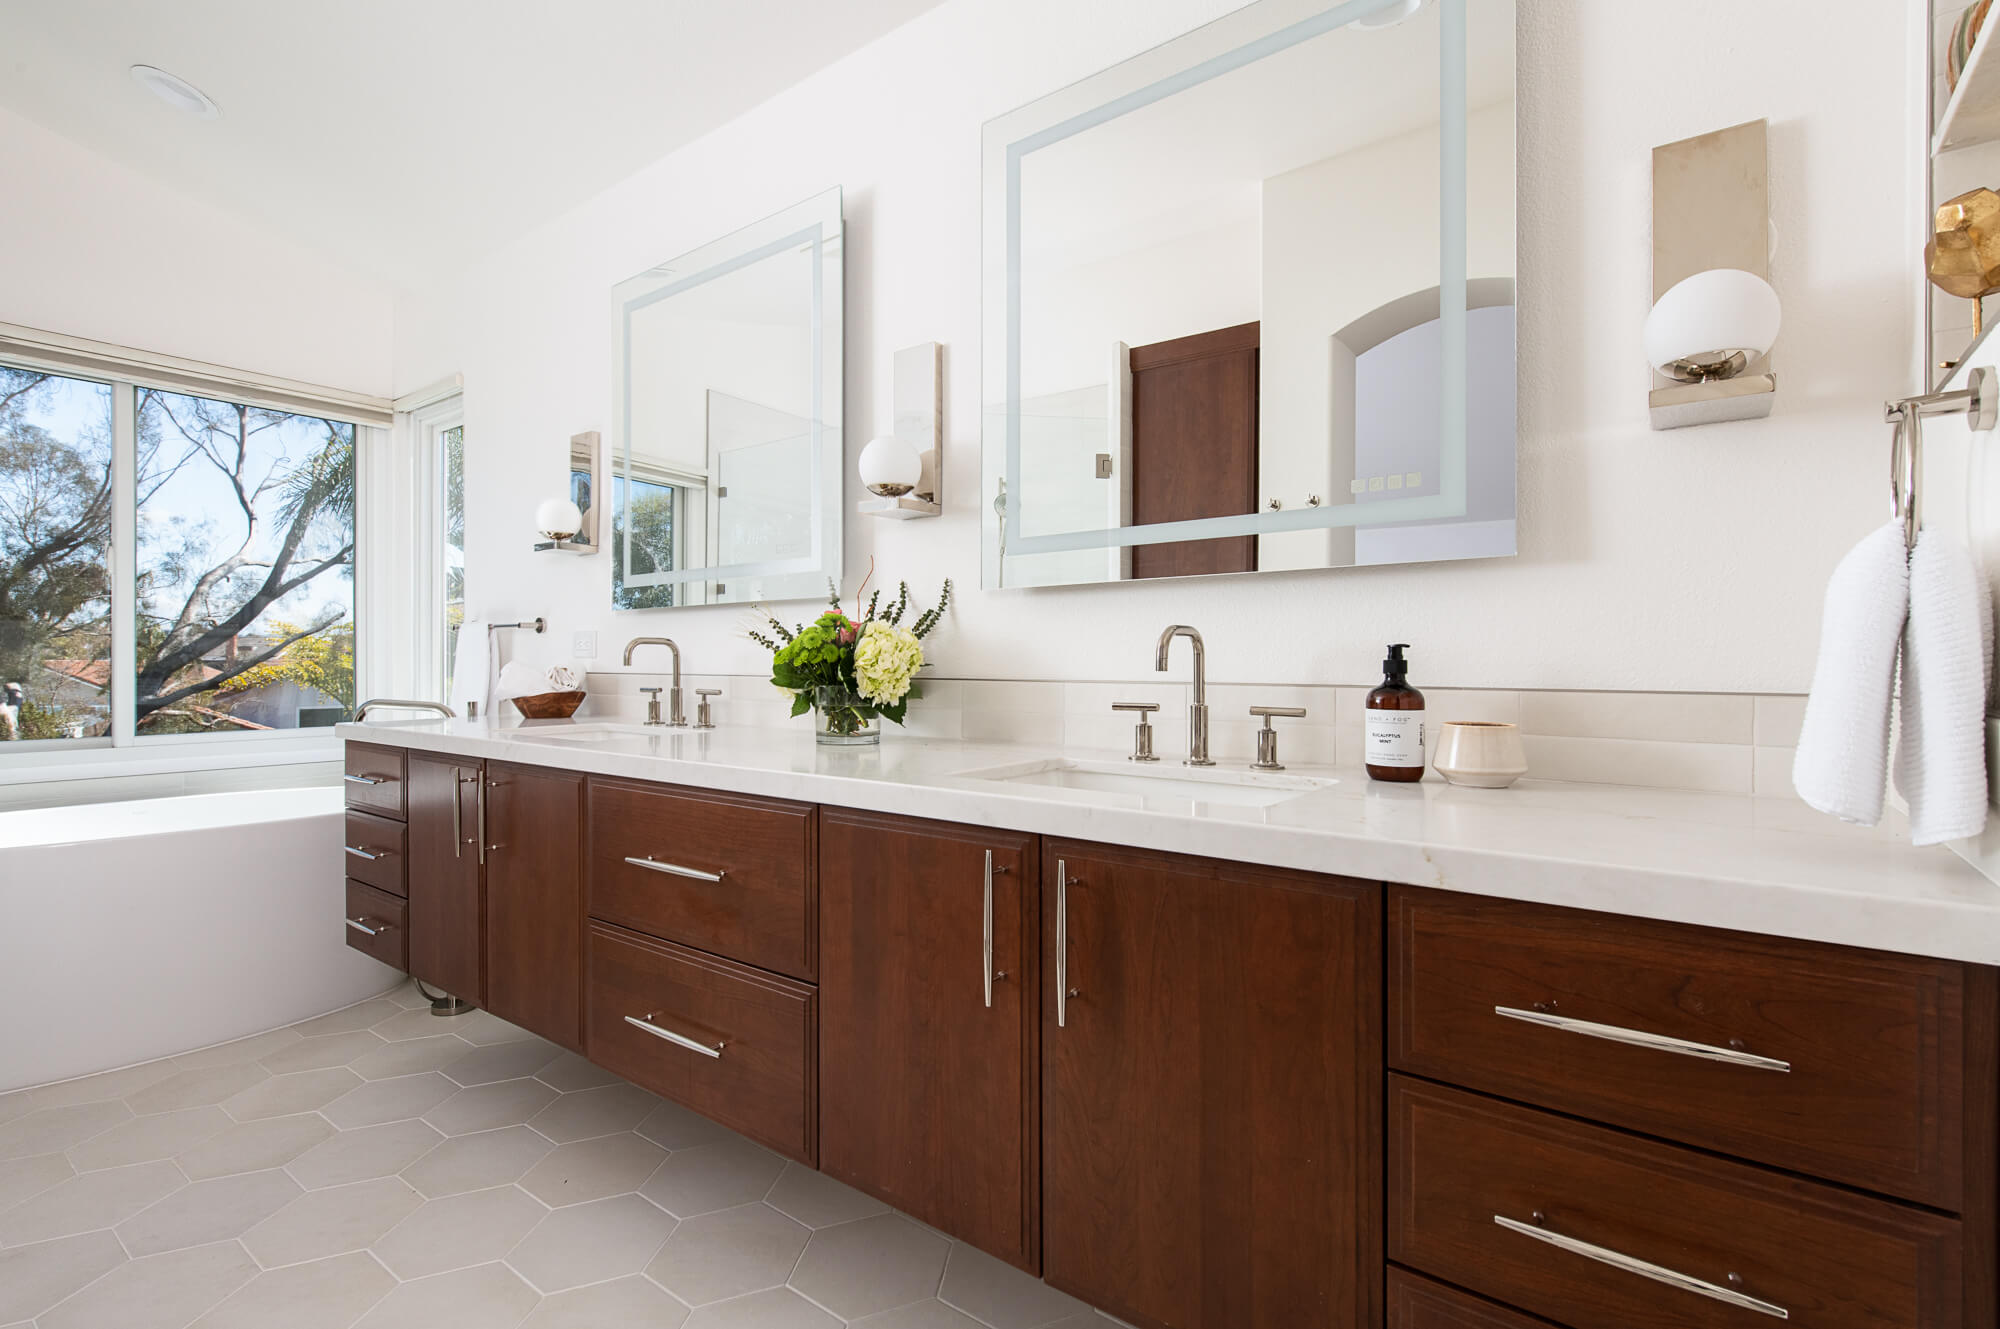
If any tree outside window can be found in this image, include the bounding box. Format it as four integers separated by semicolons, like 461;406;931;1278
0;365;358;742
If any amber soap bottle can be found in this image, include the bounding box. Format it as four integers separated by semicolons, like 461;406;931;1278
1364;643;1426;782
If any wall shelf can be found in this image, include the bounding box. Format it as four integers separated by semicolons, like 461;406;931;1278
1936;14;2000;155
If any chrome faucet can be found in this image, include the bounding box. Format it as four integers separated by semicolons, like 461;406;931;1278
622;638;686;726
1154;624;1212;766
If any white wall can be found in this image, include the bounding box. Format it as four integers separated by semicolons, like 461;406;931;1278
0;104;395;395
396;0;1921;695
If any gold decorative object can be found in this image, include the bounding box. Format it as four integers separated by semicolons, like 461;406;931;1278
1928;186;2000;337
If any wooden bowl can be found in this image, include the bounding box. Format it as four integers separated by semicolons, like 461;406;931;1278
510;690;587;719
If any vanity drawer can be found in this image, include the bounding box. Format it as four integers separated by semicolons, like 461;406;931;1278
1388;886;1990;1209
1388;1076;1967;1329
343;810;406;897
587;778;815;980
344;881;408;972
586;921;815;1163
343;743;407;820
1388;1269;1558;1329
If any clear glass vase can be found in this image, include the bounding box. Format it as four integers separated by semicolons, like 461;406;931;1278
813;685;880;745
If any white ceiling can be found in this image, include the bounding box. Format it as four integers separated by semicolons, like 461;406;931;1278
0;0;944;290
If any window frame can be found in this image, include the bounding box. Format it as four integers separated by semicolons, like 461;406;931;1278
0;324;393;783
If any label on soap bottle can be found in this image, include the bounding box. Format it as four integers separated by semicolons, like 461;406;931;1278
1365;709;1426;767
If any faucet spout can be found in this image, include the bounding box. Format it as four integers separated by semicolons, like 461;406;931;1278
621;638;687;726
1153;624;1212;766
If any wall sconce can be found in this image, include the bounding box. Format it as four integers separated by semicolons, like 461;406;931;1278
1647;119;1779;429
535;430;599;553
859;342;942;519
533;497;590;553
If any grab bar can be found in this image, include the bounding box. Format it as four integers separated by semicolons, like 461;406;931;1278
354;698;456;721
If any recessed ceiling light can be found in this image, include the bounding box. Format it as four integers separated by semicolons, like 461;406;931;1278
129;64;219;119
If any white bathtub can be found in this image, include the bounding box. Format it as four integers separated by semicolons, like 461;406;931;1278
0;786;399;1093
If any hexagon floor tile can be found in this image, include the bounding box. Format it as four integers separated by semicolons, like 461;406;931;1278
0;979;1135;1329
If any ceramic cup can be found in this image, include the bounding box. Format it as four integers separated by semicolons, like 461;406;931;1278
1432;720;1528;788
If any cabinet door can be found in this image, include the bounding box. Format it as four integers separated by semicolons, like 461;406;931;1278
819;811;1039;1270
406;755;484;1002
1041;840;1381;1329
485;762;583;1051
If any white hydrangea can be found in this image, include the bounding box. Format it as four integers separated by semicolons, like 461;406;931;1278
853;620;923;705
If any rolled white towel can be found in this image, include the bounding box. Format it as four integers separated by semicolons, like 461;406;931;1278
1895;529;1993;846
1793;523;1910;825
495;659;550;702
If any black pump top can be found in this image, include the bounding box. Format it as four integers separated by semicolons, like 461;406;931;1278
1382;643;1411;683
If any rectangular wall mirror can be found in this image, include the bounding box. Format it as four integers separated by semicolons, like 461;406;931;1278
612;187;844;609
981;0;1516;589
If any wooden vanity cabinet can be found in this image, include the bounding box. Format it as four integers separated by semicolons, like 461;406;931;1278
818;810;1040;1271
1039;839;1382;1329
405;754;485;1005
483;763;585;1051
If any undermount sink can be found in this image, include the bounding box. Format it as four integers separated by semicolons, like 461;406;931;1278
499;723;658;744
953;756;1336;812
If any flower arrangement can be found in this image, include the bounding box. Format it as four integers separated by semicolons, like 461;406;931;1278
749;573;951;742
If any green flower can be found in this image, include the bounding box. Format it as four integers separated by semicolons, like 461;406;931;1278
854;621;922;706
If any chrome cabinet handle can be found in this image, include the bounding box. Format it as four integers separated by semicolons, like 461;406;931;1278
1055;860;1070;1029
451;775;463;860
343;773;386;786
345;917;385;936
1494;1006;1791;1073
1494;1215;1788;1319
983;850;996;1009
624;1014;725;1058
623;855;725;882
475;772;487;866
344;845;382;862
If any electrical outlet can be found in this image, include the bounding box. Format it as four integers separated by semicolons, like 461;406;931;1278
572;631;597;659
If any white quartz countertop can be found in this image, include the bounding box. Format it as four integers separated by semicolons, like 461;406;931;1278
335;717;2000;966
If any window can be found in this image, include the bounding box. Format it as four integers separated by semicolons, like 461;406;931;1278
612;473;680;610
441;422;464;696
1;349;370;752
0;368;114;741
133;389;356;735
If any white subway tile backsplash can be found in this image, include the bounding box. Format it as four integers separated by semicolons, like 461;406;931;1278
1753;746;1798;798
570;670;1799;798
964;710;1063;747
1753;695;1808;747
1518;690;1753;745
961;680;1064;715
1521;735;1754;795
1422;689;1522;726
1061;680;1186;716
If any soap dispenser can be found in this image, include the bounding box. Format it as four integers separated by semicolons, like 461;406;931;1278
1365;644;1426;782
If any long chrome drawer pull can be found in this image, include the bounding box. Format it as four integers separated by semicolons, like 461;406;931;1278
1055;860;1070;1029
623;1014;724;1058
345;917;382;936
982;850;996;1009
342;773;385;786
1494;1006;1791;1073
623;855;725;882
1494;1215;1788;1319
344;845;382;861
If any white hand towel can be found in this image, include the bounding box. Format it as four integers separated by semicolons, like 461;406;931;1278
1895;530;1993;845
448;620;494;719
1793;523;1911;824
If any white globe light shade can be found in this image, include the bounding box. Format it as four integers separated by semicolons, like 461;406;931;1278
859;435;923;496
1644;268;1781;381
535;497;583;540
